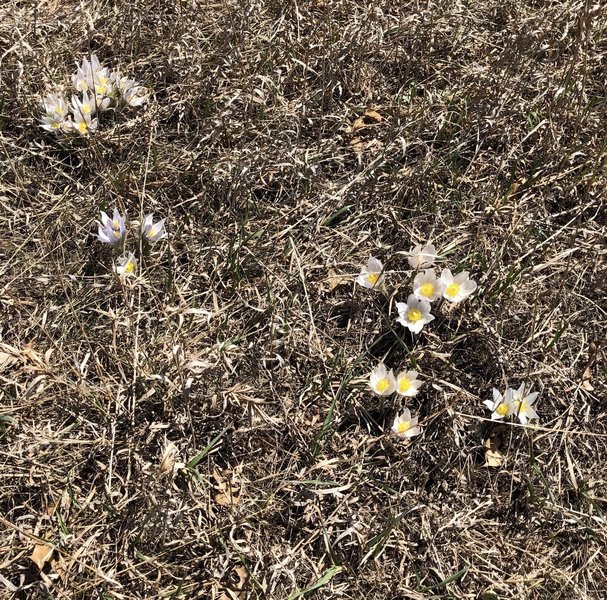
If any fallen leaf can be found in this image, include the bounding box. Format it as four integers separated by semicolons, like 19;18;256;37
581;366;594;391
483;425;507;468
350;136;365;155
213;469;240;506
325;269;349;291
29;541;53;570
348;108;383;133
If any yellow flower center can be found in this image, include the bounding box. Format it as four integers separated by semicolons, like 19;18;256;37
113;230;121;239
446;282;461;297
96;84;107;95
514;400;527;412
148;228;156;238
375;378;390;393
113;219;120;228
124;261;135;274
54;106;63;115
419;283;435;298
398;378;411;393
82;103;91;114
366;272;380;285
496;403;509;416
51;121;59;129
78;121;88;133
397;421;410;434
408;308;422;322
99;75;108;84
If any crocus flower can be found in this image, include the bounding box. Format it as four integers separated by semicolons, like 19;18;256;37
407;243;437;269
396;294;434;333
40;114;67;133
72;57;94;92
483;388;515;420
141;213;167;242
356;256;384;289
440;268;477;303
510;383;539;424
123;85;149;107
369;363;396;396
72;112;98;135
116;252;137;277
413;269;445;303
43;93;69;119
71;91;96;118
395;370;422;397
97;209;126;244
391;408;422;439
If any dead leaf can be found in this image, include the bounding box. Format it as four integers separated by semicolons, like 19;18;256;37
325;269;349;291
483;425;507;468
347;108;383;133
213;469;240;506
350;136;365;155
581;366;594;391
29;541;53;570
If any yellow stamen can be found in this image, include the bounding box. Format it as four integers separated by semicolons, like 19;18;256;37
419;283;435;298
96;84;107;95
398;378;411;393
78;121;88;133
82;104;91;114
51;121;59;129
496;403;509;416
113;230;121;238
148;228;156;238
375;378;390;393
113;219;120;228
366;272;380;285
124;261;135;274
514;400;527;412
446;282;461;297
408;308;422;322
54;106;63;115
397;421;410;434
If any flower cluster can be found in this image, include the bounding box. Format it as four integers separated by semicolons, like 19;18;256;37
40;53;149;136
369;364;423;440
484;383;539;425
356;244;477;334
96;208;167;278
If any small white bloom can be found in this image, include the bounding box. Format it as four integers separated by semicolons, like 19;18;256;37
396;294;434;333
72;111;98;135
72;57;94;92
97;208;126;245
369;363;396;396
391;408;421;439
483;388;515;420
510;383;539;425
356;256;384;289
407;243;437;269
141;213;167;242
395;370;422;397
116;252;137;277
413;269;445;302
43;93;69;119
440;268;477;303
40;114;66;133
123;85;149;107
71;91;96;118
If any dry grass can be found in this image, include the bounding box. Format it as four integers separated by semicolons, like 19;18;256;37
1;0;606;598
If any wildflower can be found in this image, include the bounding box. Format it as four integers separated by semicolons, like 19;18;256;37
97;208;126;245
483;388;515;420
391;408;422;439
40;114;68;134
510;383;539;425
71;91;96;118
413;269;445;303
72;57;94;92
43;93;69;119
141;213;167;242
356;256;385;289
440;268;477;303
395;370;422;397
72;110;98;135
407;243;437;270
123;85;149;107
116;252;137;277
369;363;396;396
396;294;434;333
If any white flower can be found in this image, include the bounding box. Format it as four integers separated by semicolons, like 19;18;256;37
395;370;422;397
43;93;69;119
369;363;396;396
440;268;477;303
391;408;421;439
356;256;385;289
97;209;126;245
396;294;434;333
407;243;437;269
123;85;149;107
116;252;137;277
40;114;67;134
71;91;96;118
483;388;515;420
510;383;539;425
141;213;167;242
72;57;94;92
413;269;445;302
72;111;98;135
